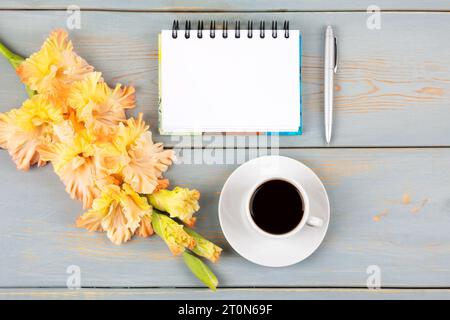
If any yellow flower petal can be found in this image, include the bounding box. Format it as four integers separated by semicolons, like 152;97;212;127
19;94;64;129
115;112;148;147
76;207;107;232
68;72;135;138
152;211;196;255
94;143;127;179
0;95;63;171
148;187;200;227
38;126;93;171
38;129;99;209
60;157;100;209
77;184;151;244
94;114;175;194
113;114;175;194
154;179;170;192
17;29;93;101
136;213;154;238
102;204;132;245
185;228;222;263
76;184;116;231
0;110;16;150
100;184;151;245
4;126;44;171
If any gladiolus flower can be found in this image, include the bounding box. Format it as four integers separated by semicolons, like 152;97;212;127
152;211;196;255
0;94;63;170
68;72;135;138
185;228;222;263
136;213;154;238
148;187;200;227
154;178;170;192
38;127;99;208
97;113;175;194
16;29;93;101
0;29;222;289
76;183;152;245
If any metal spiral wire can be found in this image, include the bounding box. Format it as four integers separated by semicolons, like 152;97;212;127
171;20;290;39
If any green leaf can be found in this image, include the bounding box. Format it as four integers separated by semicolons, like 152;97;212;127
151;210;164;236
152;210;221;289
185;227;222;263
183;251;218;291
152;210;196;255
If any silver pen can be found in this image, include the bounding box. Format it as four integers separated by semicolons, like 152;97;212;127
324;26;338;144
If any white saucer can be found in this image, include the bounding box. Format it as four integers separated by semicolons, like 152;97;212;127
218;155;330;267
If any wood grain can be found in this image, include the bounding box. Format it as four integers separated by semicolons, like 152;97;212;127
1;7;450;297
0;11;450;147
1;288;450;300
1;1;450;11
1;148;450;287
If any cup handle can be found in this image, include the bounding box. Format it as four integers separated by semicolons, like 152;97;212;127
307;216;324;228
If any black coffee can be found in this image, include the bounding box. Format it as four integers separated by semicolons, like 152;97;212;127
250;179;304;235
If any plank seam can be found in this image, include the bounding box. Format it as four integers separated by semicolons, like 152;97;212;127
1;286;450;290
163;146;450;150
0;8;450;13
3;146;450;153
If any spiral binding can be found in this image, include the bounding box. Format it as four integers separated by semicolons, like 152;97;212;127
172;20;290;39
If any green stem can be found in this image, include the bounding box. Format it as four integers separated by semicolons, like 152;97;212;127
151;210;219;290
0;41;24;69
23;86;36;98
183;251;218;291
0;41;35;97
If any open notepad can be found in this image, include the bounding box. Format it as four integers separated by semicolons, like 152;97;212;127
159;21;302;135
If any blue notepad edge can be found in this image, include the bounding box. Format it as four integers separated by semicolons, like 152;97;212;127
267;34;302;136
159;33;303;136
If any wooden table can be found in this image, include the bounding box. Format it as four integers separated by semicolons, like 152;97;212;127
1;1;450;300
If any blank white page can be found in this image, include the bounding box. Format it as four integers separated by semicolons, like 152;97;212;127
159;29;300;133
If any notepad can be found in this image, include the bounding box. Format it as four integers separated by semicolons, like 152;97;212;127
159;22;302;135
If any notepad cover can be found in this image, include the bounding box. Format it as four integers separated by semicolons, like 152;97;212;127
158;30;302;135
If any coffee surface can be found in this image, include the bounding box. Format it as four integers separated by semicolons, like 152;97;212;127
250;179;304;235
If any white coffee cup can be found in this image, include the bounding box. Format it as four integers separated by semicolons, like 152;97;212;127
245;177;323;239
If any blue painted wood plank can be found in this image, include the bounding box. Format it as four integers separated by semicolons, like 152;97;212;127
1;148;450;287
1;10;450;291
1;288;450;300
1;1;450;11
0;11;449;147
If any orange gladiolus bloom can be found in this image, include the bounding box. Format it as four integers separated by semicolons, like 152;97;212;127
17;29;93;104
0;94;63;170
68;72;135;138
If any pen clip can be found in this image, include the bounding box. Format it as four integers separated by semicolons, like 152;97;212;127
333;36;338;73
